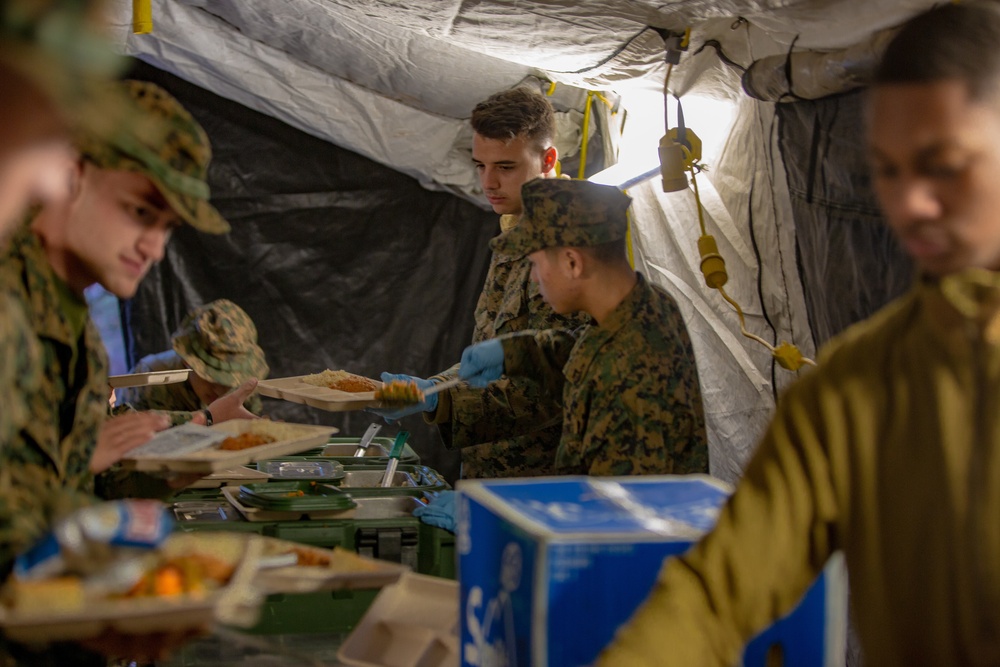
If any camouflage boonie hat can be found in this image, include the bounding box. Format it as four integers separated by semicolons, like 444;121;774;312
0;0;126;132
75;80;230;234
172;299;268;388
491;179;632;257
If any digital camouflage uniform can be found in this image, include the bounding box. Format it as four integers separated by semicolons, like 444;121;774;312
0;8;185;667
0;226;106;568
491;179;708;476
0;79;228;569
0;293;39;447
119;299;267;417
428;214;591;479
501;273;708;475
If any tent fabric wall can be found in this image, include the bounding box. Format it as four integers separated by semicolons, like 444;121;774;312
105;0;941;204
122;62;501;483
104;0;929;489
777;90;914;346
107;0;600;205
624;92;815;484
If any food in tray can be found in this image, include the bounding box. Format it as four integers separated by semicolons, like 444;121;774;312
219;432;275;451
375;379;425;405
118;553;235;599
302;369;380;393
216;420;320;452
3;533;244;614
218;420;316;450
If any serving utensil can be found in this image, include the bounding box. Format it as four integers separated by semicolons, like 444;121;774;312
421;377;465;398
354;422;383;457
380;431;410;488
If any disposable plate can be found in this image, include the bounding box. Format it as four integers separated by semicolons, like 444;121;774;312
121;421;336;474
257;375;381;412
0;533;264;643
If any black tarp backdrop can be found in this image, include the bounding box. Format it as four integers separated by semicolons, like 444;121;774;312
778;90;914;347
121;61;500;484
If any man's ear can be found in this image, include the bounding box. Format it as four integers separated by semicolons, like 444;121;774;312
541;146;558;175
563;247;586;279
66;158;86;201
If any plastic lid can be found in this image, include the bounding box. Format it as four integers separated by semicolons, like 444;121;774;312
258;460;345;481
238;481;357;511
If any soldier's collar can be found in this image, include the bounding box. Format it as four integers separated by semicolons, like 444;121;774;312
594;272;648;335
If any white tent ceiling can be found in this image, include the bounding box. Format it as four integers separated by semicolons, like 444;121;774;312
105;0;938;482
106;0;939;199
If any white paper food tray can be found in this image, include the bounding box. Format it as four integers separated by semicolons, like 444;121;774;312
338;572;458;667
0;532;264;643
121;421;336;473
257;375;381;412
108;369;192;389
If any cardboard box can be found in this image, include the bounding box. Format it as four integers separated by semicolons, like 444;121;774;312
458;475;846;667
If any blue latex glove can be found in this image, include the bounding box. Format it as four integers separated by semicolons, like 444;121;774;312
413;491;456;532
366;372;438;423
459;339;504;388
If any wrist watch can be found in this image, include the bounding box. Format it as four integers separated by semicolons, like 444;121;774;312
202;408;214;426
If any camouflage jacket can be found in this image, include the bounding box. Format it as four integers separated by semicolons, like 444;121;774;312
501;273;709;476
0;292;39;446
0;227;103;571
429;223;590;479
118;349;263;417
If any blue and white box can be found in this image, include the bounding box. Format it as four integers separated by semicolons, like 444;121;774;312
458;475;846;667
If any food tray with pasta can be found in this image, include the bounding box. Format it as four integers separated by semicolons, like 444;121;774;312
256;370;382;412
0;532;264;643
121;421;337;473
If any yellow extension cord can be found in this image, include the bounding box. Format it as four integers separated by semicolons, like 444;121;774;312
687;159;816;371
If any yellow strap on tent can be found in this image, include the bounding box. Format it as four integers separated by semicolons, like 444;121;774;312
577;91;595;179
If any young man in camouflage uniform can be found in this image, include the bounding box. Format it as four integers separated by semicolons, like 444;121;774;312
120;298;268;415
0;6;216;664
460;179;708;476
0;80;260;533
0;0;132;456
376;87;590;478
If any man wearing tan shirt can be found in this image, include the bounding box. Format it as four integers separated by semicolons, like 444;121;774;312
599;4;1000;665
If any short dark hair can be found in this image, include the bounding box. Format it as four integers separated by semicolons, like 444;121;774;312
583;238;629;266
471;87;555;152
547;238;629;267
876;3;1000;102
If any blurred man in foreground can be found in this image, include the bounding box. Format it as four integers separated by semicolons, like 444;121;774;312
0;4;226;664
0;0;128;452
0;79;254;557
599;4;1000;665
